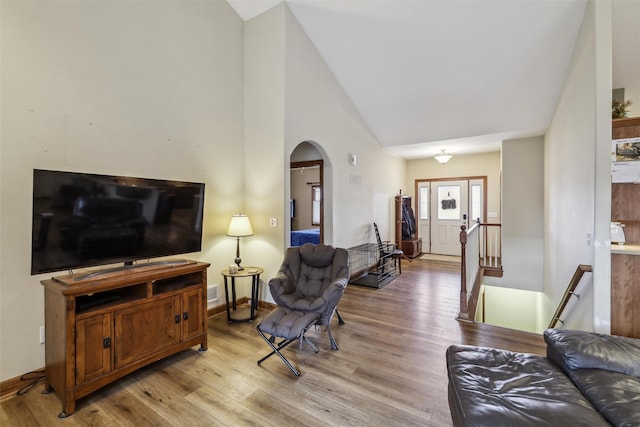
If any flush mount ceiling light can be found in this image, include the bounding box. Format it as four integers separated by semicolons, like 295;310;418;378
434;149;453;165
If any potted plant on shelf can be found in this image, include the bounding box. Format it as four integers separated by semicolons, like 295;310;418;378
612;99;633;119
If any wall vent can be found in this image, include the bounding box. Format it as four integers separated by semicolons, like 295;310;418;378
207;284;219;308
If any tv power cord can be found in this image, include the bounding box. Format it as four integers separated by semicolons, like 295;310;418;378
16;369;45;396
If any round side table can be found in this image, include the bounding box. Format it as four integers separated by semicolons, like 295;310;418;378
220;267;263;322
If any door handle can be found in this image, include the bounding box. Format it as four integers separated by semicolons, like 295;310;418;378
183;311;189;320
103;337;111;348
175;314;181;324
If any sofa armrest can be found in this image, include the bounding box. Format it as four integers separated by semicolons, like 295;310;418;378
544;329;640;377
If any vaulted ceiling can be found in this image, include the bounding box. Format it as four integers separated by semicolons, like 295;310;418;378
227;0;588;159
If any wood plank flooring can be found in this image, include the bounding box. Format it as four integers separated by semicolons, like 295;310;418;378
1;258;545;426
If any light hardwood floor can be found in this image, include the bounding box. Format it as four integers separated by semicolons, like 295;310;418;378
1;258;545;426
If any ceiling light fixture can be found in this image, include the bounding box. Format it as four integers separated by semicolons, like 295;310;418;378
434;149;453;165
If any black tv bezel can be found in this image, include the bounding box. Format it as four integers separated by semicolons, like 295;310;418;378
31;169;205;275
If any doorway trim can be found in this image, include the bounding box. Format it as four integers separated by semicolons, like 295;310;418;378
291;160;324;244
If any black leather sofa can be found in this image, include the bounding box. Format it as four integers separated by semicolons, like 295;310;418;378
446;329;640;426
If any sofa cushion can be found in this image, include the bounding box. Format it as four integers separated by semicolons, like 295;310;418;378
446;345;610;427
544;329;640;377
569;369;640;427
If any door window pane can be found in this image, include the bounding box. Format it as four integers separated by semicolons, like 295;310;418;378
419;187;429;220
471;184;482;223
438;185;460;220
312;185;321;225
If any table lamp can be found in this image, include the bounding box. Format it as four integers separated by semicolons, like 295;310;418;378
226;213;253;270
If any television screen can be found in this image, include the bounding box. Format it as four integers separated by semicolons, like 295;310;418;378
31;169;205;275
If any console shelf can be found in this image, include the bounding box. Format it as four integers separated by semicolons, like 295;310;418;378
41;260;210;417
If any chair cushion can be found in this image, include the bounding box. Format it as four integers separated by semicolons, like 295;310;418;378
258;307;320;340
268;244;349;325
299;243;335;267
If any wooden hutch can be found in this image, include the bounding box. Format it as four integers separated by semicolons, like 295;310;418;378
611;117;640;338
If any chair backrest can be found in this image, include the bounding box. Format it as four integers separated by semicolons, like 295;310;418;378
282;244;349;296
373;222;387;258
373;223;383;246
271;243;349;324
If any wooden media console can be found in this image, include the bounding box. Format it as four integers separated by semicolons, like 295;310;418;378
41;260;210;417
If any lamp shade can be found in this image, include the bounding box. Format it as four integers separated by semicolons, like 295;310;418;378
226;214;254;237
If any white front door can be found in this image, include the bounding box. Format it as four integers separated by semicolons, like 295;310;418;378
430;180;468;255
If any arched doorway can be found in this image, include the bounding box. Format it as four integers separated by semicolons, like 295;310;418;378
289;142;327;246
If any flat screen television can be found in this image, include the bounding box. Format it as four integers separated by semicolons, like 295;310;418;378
31;169;205;275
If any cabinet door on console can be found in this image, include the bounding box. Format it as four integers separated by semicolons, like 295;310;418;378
182;288;204;341
114;296;181;368
76;313;113;384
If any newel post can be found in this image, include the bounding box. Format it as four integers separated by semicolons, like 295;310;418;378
458;225;469;320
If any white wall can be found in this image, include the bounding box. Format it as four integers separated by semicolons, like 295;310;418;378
0;1;245;381
242;4;404;304
496;137;544;292
480;285;544;333
612;0;640;117
282;5;405;249
243;5;287;303
544;0;611;333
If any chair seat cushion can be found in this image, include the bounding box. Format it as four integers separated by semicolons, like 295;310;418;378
277;293;326;312
258;307;320;340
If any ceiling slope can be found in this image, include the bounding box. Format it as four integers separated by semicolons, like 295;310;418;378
227;0;587;158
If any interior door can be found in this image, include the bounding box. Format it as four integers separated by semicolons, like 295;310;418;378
417;182;430;253
430;180;468;255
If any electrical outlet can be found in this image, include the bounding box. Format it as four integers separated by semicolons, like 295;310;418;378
39;325;45;344
270;218;277;227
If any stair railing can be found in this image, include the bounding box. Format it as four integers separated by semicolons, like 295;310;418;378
458;222;481;321
548;264;593;329
479;223;502;270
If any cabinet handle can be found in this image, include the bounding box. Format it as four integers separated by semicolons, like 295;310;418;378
103;337;111;348
175;314;181;324
183;311;189;320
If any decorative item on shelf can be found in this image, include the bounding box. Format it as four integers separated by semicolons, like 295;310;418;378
226;213;253;270
612;99;633;119
434;149;453;165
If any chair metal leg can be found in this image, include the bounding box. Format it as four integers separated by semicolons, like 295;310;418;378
302;335;319;353
257;319;320;376
257;326;300;376
336;309;345;325
326;323;339;350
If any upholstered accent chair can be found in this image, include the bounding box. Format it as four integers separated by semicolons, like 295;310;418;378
257;243;349;375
